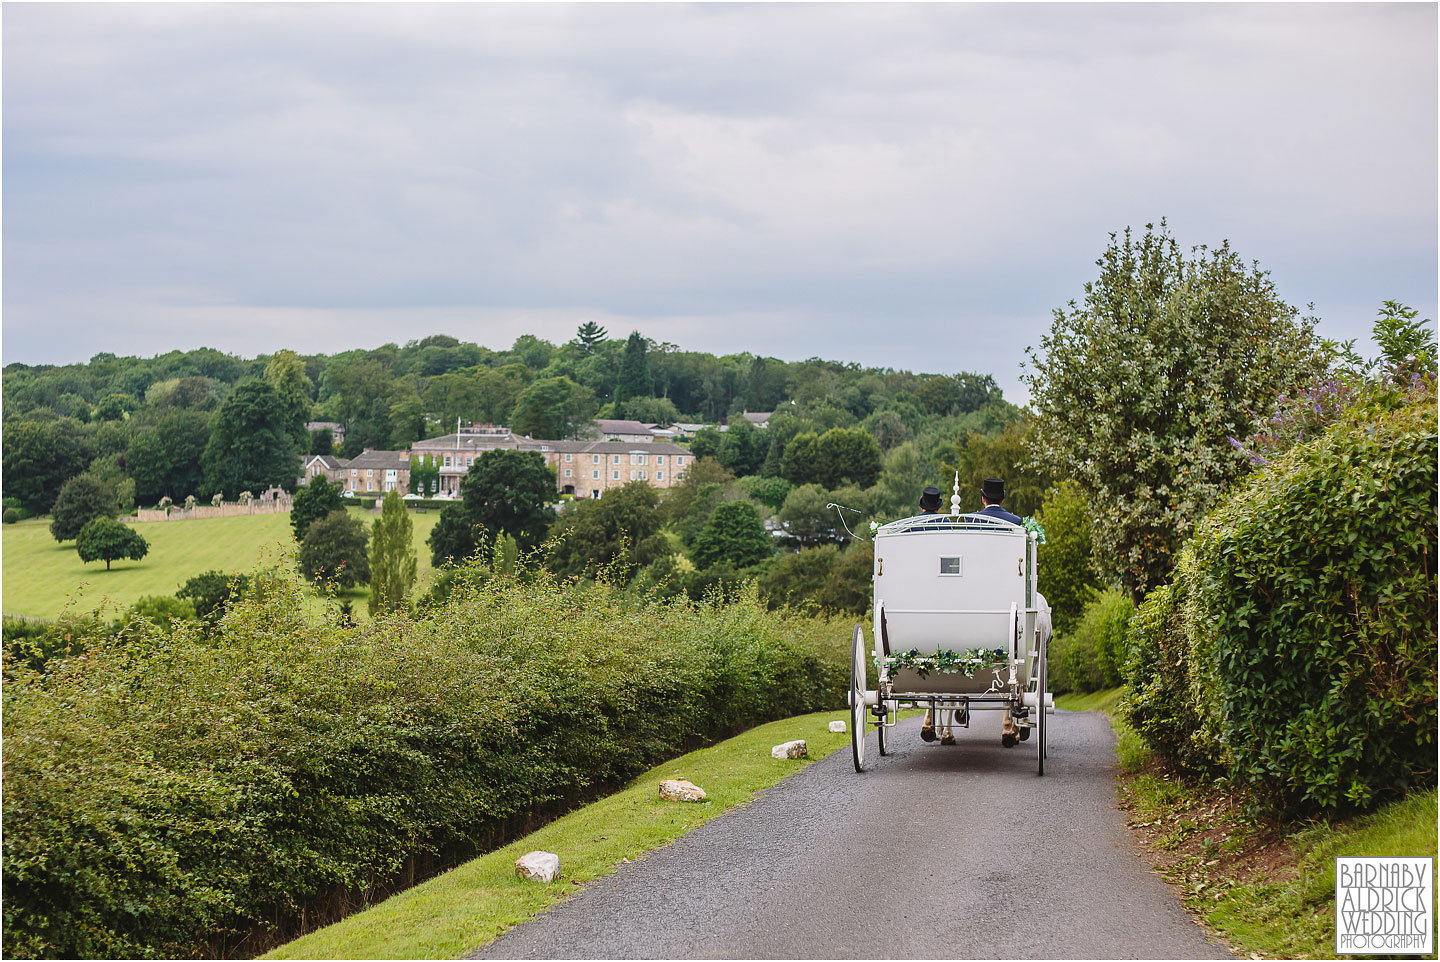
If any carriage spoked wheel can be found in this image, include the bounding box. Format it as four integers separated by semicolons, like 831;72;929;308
849;624;867;773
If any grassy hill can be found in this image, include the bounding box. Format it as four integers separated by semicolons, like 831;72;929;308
2;508;442;620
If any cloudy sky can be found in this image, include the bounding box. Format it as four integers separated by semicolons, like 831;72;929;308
4;3;1435;402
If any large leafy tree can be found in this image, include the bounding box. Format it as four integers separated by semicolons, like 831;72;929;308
1034;480;1101;636
946;417;1055;519
175;570;251;624
691;500;773;569
76;517;149;570
508;376;596;440
613;331;651;407
263;349;313;451
126;409;212;505
201;379;300;500
368;490;417;615
291;475;344;542
814;427;882;489
428;449;556;565
546;481;665;579
298;509;370;589
717;417;766;476
2;418;93;514
50;474;117;542
1023;221;1326;599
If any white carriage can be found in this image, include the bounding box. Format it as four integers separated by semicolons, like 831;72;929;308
847;481;1055;774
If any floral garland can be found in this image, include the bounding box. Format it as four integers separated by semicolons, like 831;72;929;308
883;647;1009;679
1021;516;1046;544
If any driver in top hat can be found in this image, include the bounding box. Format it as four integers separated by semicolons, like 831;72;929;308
974;477;1023;525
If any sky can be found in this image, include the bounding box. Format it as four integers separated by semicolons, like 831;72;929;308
4;3;1436;404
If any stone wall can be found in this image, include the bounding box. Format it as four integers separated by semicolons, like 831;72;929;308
132;499;292;523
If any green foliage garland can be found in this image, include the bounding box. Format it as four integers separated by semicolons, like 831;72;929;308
884;647;1008;680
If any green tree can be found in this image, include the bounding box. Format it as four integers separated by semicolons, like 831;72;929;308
298;510;370;589
871;441;934;519
291;475;344;542
688;427;723;460
2;418;93;515
126;410;211;505
76;517;149;571
575;321;608;355
691;500;773;569
613;331;651;407
50;474;117;542
93;393;135;422
947;418;1054;519
176;570;251;624
201;379;300;500
778;483;839;546
310;427;334;455
1023;221;1326;599
781;431;821;485
738;475;792;511
427;449;556;565
263;349;314;450
368;491;417;616
509;376;597;440
1035;480;1101;636
718;417;766;476
546;481;665;579
814;427;882;489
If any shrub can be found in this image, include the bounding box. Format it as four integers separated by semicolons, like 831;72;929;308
691;501;773;569
175;570;252;624
3;508;19;525
1190;396;1436;812
298;510;370;588
1124;391;1436;812
1048;588;1132;695
1;576;846;958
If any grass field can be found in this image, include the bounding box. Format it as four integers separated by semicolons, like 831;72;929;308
1;508;442;620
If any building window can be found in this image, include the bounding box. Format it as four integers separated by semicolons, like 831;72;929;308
565;454;573;462
593;454;600;464
564;469;573;478
638;469;647;480
444;456;452;466
657;455;665;464
612;455;621;465
466;457;473;466
592;470;599;479
351;468;358;477
367;469;374;478
612;471;620;480
676;456;685;466
657;471;664;481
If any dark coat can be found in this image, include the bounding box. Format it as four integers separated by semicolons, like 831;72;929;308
974;503;1023;526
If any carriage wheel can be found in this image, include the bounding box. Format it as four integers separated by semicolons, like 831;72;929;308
1037;627;1048;776
849;625;867;773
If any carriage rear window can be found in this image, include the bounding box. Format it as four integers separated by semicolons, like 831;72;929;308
939;556;961;575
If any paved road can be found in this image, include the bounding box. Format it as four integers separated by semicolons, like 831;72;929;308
473;711;1232;960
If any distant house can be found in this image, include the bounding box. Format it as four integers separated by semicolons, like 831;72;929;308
410;425;523;496
518;439;692;499
340;449;413;495
300;454;346;487
740;411;773;428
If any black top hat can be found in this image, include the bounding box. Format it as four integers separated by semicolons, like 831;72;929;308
919;486;942;512
981;478;1006;502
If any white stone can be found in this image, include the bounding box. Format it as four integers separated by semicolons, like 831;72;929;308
771;739;808;760
514;850;560;883
828;721;847;733
658;778;707;802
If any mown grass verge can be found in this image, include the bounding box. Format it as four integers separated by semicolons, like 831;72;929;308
263;710;851;960
1065;686;1439;959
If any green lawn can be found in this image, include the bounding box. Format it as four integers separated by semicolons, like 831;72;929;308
1;508;442;620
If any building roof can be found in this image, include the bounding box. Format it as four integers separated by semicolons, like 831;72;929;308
411;428;519;451
344;449;413;469
741;411;773;426
517;439;690;455
593;419;660;436
303;454;345;470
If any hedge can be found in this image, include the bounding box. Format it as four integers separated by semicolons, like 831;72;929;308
1123;394;1437;811
1048;588;1133;695
3;575;847;958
